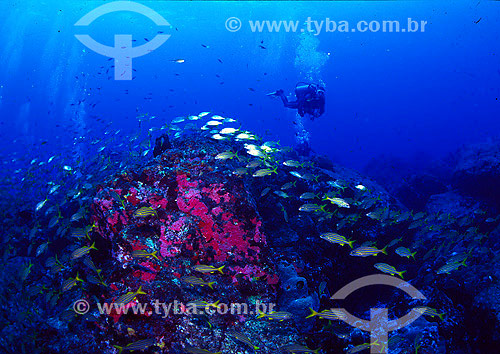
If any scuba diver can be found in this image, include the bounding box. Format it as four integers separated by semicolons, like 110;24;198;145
268;83;325;120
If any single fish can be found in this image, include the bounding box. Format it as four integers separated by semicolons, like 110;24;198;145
115;286;147;306
236;133;256;140
347;342;379;354
436;259;467;274
417;306;445;320
132;250;159;260
355;184;367;191
206;120;223;126
320;233;354;248
395;247;417;259
299;204;326;213
62;273;83;292
70;242;97;260
181;276;215;289
198;111;210;117
306;307;347;321
300;192;318;200
324;196;350;208
246;160;262;168
133;207;157;218
260;187;271;197
256;309;293;321
350;246;387;257
289;171;302;178
36;199;48;212
193;265;225;274
283;160;304;168
215;151;236;160
49;185;60;194
71;228;87;239
186;300;221;310
211;133;227;140
274;191;289;198
228;331;259;351
184;344;221;354
219;127;238;135
281;181;297;190
36;241;50;257
171;117;185;124
386;236;403;248
171;59;185;63
252;167;278;177
279;344;320;354
113;338;156;354
233;167;247;176
82;256;100;274
374;263;406;279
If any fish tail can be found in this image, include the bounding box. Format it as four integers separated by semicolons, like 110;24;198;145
97;269;102;275
253;345;260;351
437;312;445;321
256;309;266;319
136;286;146;295
272;166;278;174
306;307;318;319
90;242;98;251
461;259;468;267
113;345;123;354
411;251;417;260
347;239;355;249
381;246;388;255
212;300;220;308
151;250;159;260
75;273;83;282
207;281;215;289
398;270;407;279
217;265;225;274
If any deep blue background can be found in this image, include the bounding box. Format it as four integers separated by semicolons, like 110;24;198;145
0;0;498;171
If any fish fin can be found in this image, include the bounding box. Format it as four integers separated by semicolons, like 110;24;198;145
437;313;445;321
348;239;355;249
151;250;159;260
90;242;98;251
217;265;225;274
306;307;318;319
136;286;146;295
411;251;417;260
113;345;123;354
398;270;407;279
381;246;388;255
207;281;215;290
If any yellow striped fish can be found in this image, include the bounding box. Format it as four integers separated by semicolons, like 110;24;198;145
133;207;157;218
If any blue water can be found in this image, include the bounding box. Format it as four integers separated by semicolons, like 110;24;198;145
0;0;499;169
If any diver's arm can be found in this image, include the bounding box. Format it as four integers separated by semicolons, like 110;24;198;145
277;91;299;109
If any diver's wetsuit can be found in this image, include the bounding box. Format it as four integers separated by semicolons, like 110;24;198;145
274;84;325;119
